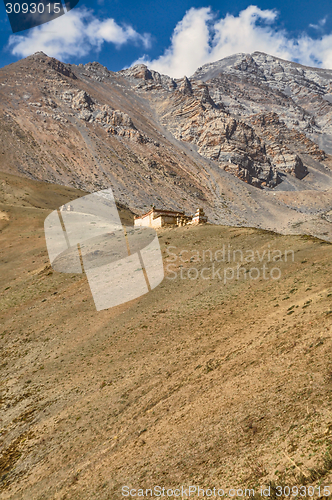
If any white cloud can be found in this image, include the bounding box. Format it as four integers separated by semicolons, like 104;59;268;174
8;7;151;60
135;5;332;78
309;17;327;30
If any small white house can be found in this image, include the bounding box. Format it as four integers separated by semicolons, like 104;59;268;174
134;208;186;228
134;207;207;228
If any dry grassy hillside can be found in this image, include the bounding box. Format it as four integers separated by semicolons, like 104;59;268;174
1;173;332;499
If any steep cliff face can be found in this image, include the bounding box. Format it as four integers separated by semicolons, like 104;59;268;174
121;53;332;189
193;52;330;162
1;51;332;238
121;64;279;188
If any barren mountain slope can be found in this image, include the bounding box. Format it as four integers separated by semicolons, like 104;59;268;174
1;173;332;498
0;53;212;220
1;52;332;238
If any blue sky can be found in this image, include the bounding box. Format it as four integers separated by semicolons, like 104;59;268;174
1;0;332;77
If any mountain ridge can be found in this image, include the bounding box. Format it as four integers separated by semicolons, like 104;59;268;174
1;51;332;238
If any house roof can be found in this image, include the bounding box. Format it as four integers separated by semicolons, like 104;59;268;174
135;208;185;219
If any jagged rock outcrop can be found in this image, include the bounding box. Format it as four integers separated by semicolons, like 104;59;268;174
58;89;139;136
30;52;77;80
249;112;324;169
220;153;279;188
47;59;77;80
272;153;308;179
71;90;94;111
120;64;177;90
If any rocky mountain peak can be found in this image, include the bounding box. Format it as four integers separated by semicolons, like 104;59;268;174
178;76;192;95
124;64;154;80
